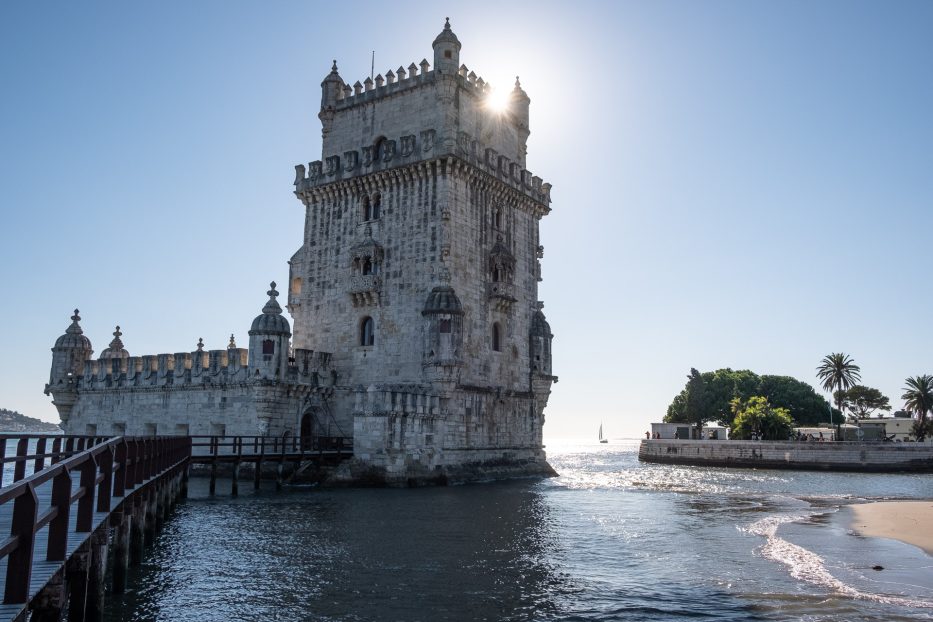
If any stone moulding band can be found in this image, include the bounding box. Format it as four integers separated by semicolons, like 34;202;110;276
296;156;551;219
295;131;551;208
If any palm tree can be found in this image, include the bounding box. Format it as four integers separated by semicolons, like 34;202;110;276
816;353;861;435
902;375;933;441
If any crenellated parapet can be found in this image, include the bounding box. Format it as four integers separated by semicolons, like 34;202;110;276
63;346;336;393
326;56;502;111
294;129;551;210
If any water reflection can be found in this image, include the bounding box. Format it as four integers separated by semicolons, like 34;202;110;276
107;480;567;621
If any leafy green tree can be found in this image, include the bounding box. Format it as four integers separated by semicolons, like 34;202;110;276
665;368;837;428
902;375;933;442
816;353;861;429
729;396;794;441
832;385;891;420
683;368;707;433
757;375;839;426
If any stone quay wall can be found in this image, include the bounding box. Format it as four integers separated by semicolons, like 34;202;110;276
638;439;933;472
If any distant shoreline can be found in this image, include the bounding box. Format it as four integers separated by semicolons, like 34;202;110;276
850;501;933;555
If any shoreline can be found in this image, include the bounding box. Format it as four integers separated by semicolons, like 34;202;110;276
850;500;933;555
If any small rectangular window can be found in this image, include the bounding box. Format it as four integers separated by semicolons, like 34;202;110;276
262;340;275;355
439;319;451;333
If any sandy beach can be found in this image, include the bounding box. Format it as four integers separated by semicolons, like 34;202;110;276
851;501;933;555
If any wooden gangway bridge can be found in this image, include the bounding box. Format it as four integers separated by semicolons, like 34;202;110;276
0;433;353;621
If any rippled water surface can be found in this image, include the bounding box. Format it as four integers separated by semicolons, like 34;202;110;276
105;441;932;621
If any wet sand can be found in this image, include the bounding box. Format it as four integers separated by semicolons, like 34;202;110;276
851;501;933;555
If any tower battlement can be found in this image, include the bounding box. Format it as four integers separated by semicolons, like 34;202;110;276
317;20;533;169
294;128;552;207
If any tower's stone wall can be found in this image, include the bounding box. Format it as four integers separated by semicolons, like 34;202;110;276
45;21;556;485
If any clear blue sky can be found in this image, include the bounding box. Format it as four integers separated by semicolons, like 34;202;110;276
1;1;931;440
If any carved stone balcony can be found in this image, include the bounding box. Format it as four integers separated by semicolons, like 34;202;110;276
349;274;382;307
486;281;516;312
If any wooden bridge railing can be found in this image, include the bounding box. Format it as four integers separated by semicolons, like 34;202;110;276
188;435;353;495
0;435;110;489
189;434;353;458
0;435;190;606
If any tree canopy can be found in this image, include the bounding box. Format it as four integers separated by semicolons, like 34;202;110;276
729;396;794;441
664;368;838;428
832;385;891;420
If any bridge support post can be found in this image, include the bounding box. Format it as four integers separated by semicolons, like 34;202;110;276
29;570;66;622
86;528;108;621
111;511;131;594
66;546;90;622
231;461;240;497
143;492;157;547
254;459;262;490
129;498;145;565
181;464;189;498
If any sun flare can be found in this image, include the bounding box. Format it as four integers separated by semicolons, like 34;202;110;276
484;86;510;113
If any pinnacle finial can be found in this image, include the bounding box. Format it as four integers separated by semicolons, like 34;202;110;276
444;17;450;30
196;337;204;352
113;326;122;339
262;281;283;315
66;309;84;334
228;334;237;349
331;59;338;72
515;76;521;88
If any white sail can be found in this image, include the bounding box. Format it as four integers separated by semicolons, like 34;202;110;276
598;423;603;441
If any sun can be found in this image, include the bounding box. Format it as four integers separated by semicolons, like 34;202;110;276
484;85;510;113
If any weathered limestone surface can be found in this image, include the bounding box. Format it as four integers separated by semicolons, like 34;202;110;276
45;20;557;485
638;440;933;472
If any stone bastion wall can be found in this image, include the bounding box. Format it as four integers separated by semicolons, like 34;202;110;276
638;439;933;472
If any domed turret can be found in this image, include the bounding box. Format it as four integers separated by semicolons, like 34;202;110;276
248;282;292;380
321;59;344;110
421;285;464;316
511;76;531;165
432;17;462;75
47;309;94;423
50;309;93;380
99;325;130;375
99;325;129;360
53;309;93;353
530;309;553;375
422;282;464;379
250;282;291;335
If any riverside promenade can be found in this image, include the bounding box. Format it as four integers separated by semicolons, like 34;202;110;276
638;439;933;472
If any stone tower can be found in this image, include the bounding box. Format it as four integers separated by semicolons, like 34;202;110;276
289;20;557;481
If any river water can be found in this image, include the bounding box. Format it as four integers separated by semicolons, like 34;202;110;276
104;440;932;621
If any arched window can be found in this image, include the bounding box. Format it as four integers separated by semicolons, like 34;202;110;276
494;208;501;230
262;339;275;361
492;265;501;283
492;322;501;352
372;193;382;220
360;316;375;346
362;258;373;275
362;196;372;221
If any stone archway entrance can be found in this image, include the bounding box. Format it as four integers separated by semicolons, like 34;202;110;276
300;409;327;450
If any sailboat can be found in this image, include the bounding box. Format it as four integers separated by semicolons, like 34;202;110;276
598;423;608;443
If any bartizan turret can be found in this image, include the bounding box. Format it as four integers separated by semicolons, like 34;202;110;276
432;17;461;75
46;309;93;423
248;282;292;380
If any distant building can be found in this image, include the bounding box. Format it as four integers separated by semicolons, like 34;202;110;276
45;20;557;484
650;423;728;440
